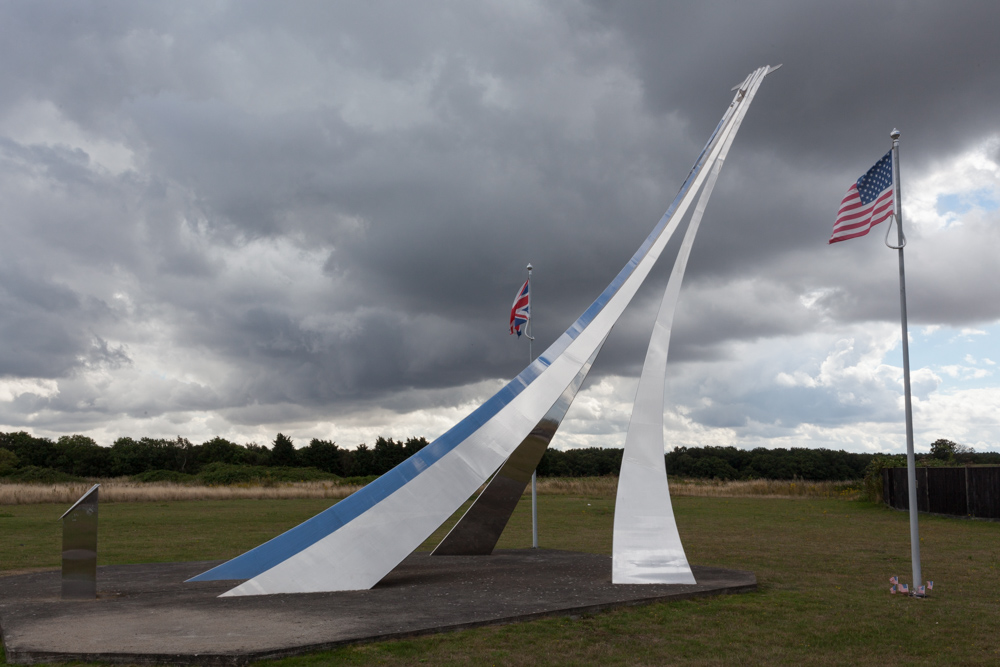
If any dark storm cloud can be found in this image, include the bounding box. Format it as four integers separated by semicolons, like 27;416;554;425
0;1;997;442
590;1;1000;306
0;137;138;379
597;1;1000;160
0;268;108;377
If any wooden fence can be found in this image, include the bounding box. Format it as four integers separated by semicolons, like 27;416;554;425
882;466;1000;519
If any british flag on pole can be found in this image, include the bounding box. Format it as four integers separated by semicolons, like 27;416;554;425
829;151;895;243
509;278;530;336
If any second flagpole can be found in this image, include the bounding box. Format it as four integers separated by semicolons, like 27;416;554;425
889;128;923;595
526;263;538;548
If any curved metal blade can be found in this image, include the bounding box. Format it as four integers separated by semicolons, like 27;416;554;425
612;65;775;585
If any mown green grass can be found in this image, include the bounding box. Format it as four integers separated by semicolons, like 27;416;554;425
2;492;998;665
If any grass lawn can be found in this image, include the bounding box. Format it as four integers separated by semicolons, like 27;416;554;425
2;491;998;665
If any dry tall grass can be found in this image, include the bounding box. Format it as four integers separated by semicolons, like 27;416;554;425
535;476;860;500
0;480;365;506
0;476;860;505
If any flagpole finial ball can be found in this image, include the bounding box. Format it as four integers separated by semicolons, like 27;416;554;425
891;128;900;140
526;263;533;272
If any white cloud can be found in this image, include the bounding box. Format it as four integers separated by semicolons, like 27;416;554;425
0;377;60;403
906;135;1000;234
0;99;135;174
911;385;1000;451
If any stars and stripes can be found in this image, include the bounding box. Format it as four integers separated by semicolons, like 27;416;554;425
509;278;530;336
829;150;895;243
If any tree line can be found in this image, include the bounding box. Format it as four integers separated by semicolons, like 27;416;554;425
536;445;875;481
0;431;429;479
521;439;999;481
1;431;995;482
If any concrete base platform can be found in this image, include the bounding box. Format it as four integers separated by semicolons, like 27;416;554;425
0;550;755;665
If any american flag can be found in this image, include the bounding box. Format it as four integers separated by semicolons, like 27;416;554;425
509;278;530;336
829;150;894;243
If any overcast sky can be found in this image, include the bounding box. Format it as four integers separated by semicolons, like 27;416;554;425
1;1;998;454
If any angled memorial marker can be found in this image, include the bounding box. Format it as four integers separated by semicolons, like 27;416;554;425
61;483;100;599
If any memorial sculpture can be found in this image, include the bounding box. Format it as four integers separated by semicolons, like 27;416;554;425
189;65;779;595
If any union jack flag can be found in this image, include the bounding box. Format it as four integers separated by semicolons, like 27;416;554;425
830;150;895;243
509;278;530;336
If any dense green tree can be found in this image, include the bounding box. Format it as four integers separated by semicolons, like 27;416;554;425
0;431;56;468
109;436;193;475
537;447;623;477
404;437;430;455
928;438;977;463
0;448;19;475
664;445;874;481
54;435;111;477
929;439;958;460
692;456;739;480
972;450;1000;464
300;439;343;475
197;437;247;467
349;443;374;476
371;437;406;474
243;442;272;466
271;433;298;467
110;437;147;476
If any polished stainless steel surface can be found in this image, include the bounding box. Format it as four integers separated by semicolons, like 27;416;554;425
60;484;100;600
613;67;774;584
432;343;604;556
209;68;774;596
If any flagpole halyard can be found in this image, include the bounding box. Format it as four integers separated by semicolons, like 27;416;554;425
891;128;924;596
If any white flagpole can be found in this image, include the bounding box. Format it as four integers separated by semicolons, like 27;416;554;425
889;128;923;595
526;263;538;549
